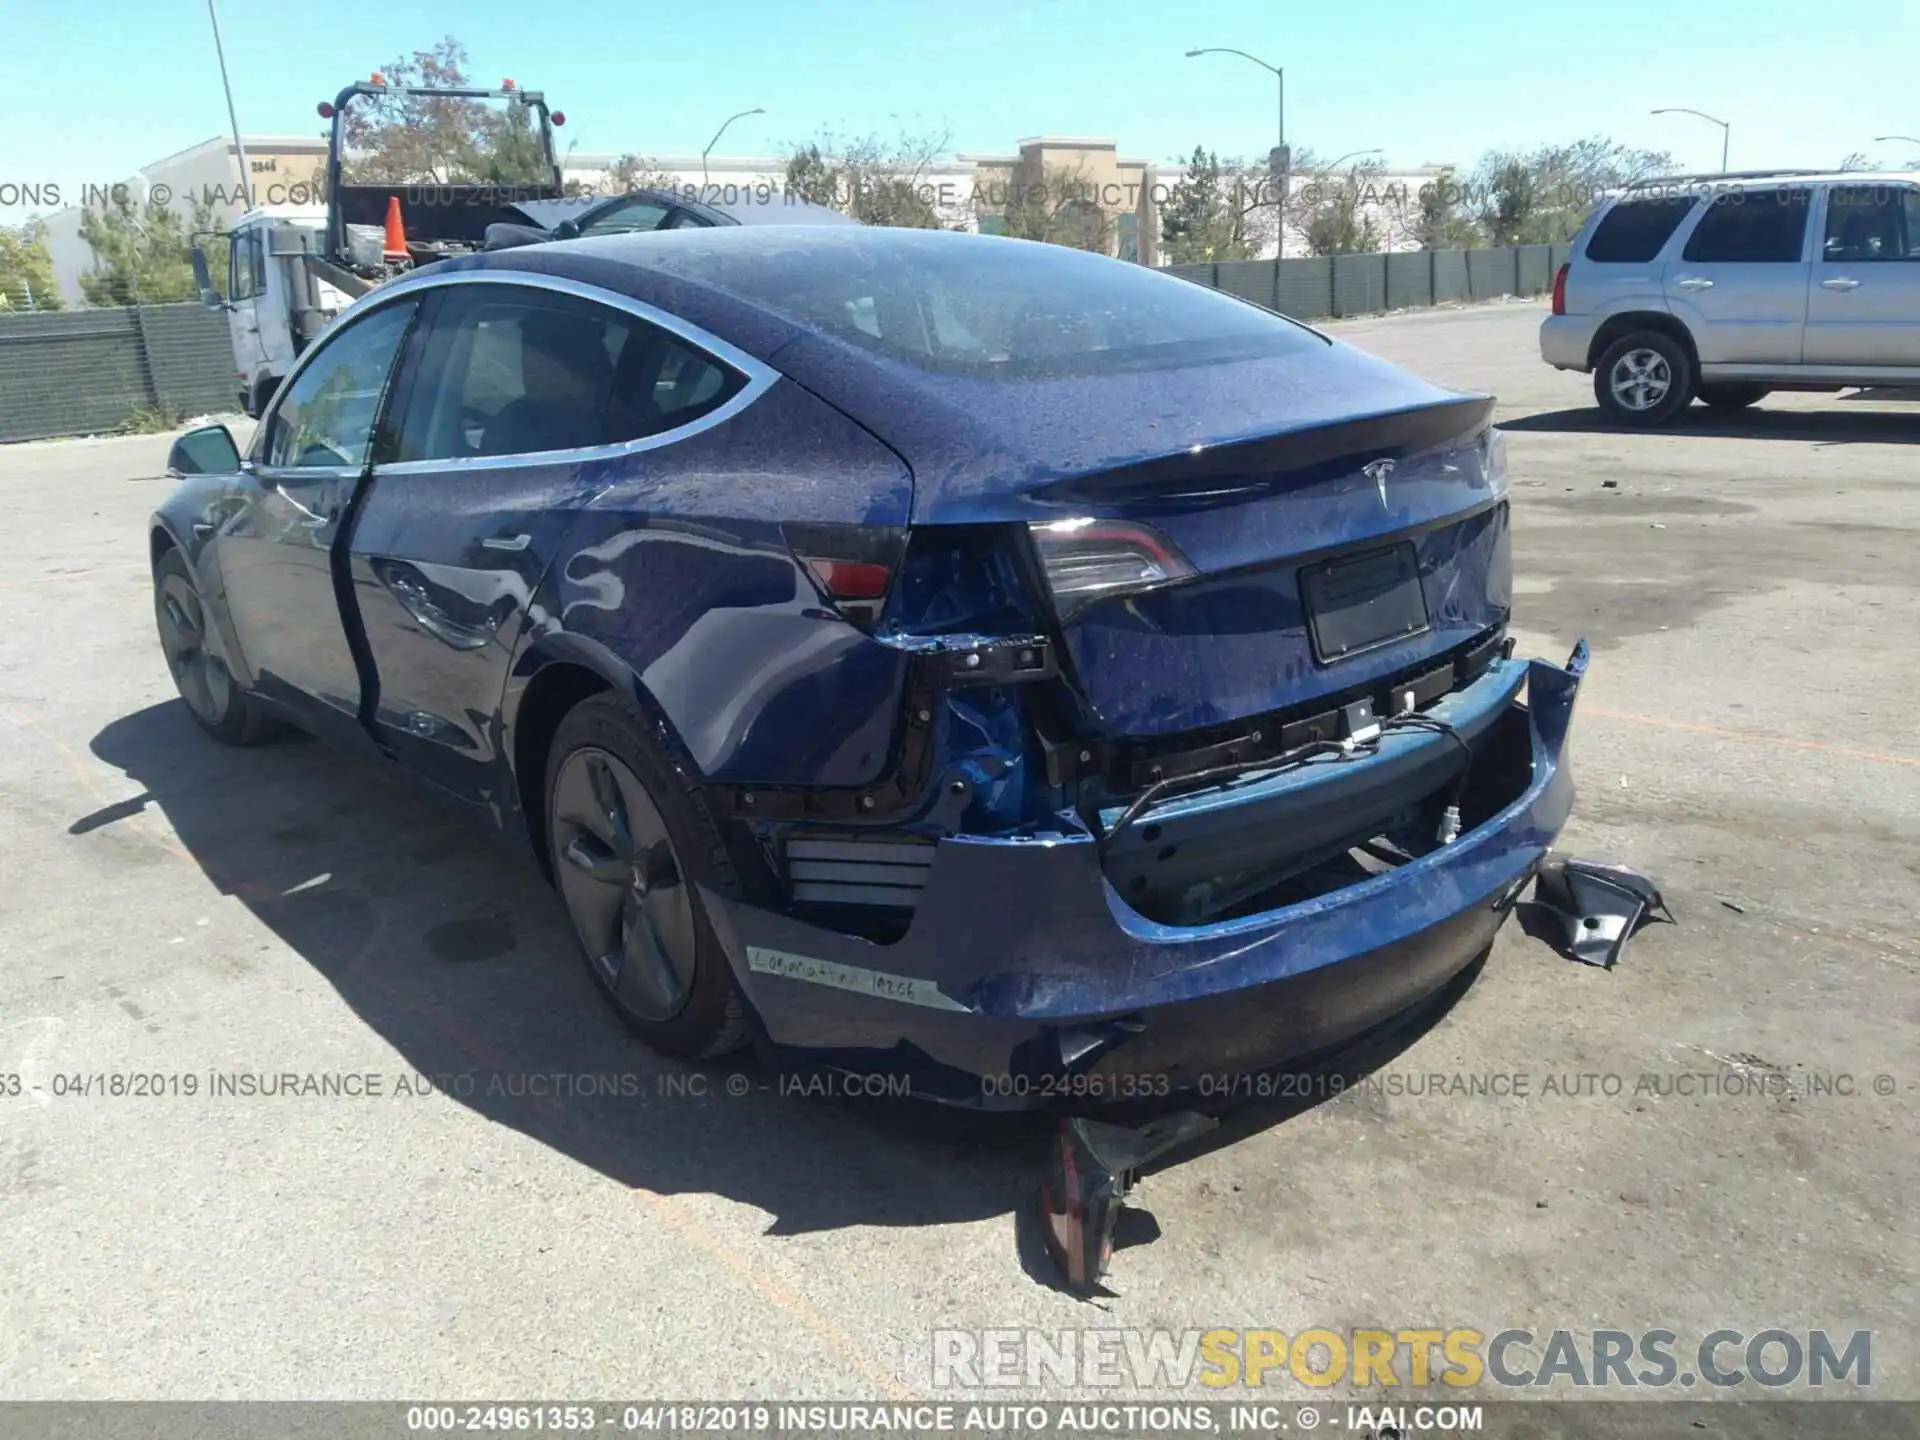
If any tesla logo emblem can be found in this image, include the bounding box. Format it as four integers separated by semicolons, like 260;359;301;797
1363;458;1396;507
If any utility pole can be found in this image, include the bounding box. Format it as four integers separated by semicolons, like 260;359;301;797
207;0;254;209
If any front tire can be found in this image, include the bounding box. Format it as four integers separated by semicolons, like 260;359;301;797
1594;331;1694;426
544;695;747;1059
1698;383;1769;412
153;548;277;745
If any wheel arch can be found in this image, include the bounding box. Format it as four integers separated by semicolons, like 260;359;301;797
1587;311;1698;372
505;635;698;884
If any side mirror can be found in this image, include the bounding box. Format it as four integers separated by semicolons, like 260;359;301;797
552;217;581;241
167;424;243;477
189;247;226;311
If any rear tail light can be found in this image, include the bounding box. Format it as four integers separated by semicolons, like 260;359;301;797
1027;517;1194;619
1551;263;1569;316
783;522;906;629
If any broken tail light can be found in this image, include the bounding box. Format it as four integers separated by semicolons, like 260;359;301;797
783;522;907;630
1027;517;1194;620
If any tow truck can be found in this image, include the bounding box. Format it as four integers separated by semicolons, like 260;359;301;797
191;77;568;417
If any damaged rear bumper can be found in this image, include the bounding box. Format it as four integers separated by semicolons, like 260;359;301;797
704;645;1587;1109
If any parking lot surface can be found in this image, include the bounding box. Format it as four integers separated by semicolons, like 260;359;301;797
2;300;1913;1401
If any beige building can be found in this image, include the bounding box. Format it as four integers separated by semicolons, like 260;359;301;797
36;135;329;305
962;138;1164;264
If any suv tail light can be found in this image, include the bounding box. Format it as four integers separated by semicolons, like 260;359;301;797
783;522;906;629
1027;517;1194;620
1551;263;1569;316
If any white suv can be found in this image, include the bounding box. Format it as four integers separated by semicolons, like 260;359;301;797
1540;170;1920;425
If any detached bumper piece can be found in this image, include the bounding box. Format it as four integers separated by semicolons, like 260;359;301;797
1039;1111;1217;1295
1532;858;1673;968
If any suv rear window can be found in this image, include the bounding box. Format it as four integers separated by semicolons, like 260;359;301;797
1681;189;1813;263
1585;197;1696;262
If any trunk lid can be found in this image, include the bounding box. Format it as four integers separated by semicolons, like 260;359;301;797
807;337;1507;737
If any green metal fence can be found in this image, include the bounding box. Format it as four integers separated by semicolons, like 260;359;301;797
0;303;237;443
1166;243;1575;321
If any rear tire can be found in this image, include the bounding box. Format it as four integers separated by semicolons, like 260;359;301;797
1594;331;1694;427
1697;383;1769;412
544;695;748;1059
153;548;278;745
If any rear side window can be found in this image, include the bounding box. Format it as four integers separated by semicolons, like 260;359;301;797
1823;185;1920;261
1584;197;1696;262
1682;189;1812;263
393;285;743;461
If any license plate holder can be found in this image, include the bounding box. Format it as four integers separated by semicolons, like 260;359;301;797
1301;543;1430;662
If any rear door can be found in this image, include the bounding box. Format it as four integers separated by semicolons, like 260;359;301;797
1805;181;1920;366
216;296;419;747
1663;186;1814;363
1567;193;1698;313
345;279;751;804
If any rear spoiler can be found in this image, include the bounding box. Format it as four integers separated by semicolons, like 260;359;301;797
1028;393;1495;511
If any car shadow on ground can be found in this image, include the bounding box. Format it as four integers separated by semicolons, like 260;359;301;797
1501;404;1920;445
84;698;1481;1251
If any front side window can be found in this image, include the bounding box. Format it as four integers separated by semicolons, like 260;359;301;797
1585;196;1696;263
261;300;417;469
1823;185;1920;261
392;285;744;462
579;198;673;237
229;230;262;301
1681;188;1812;263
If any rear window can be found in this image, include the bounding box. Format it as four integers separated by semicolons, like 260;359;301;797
1584;196;1697;262
629;229;1326;378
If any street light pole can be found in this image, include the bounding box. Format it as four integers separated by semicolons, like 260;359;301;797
702;107;766;190
206;0;254;209
1875;134;1920;148
1651;107;1730;172
1186;46;1287;256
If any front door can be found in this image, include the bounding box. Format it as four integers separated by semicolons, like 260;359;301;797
345;280;749;805
1805;182;1920;368
1663;186;1814;365
226;227;269;405
215;296;419;747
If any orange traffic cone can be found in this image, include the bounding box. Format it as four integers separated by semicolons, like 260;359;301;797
382;196;409;262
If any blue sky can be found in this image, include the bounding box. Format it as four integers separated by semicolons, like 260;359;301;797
5;0;1918;219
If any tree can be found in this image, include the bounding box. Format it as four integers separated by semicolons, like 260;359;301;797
1295;159;1389;256
76;195;225;306
0;220;62;310
781;128;949;227
341;37;552;185
1157;146;1276;262
1470;138;1672;244
1000;162;1115;253
1411;169;1482;250
602;154;677;195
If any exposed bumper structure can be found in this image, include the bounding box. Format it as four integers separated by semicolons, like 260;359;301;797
706;646;1587;1109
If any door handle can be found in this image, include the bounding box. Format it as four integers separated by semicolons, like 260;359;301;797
482;533;531;552
1675;276;1714;290
1820;276;1861;291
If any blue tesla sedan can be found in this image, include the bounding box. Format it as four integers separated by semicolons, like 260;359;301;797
153;226;1585;1107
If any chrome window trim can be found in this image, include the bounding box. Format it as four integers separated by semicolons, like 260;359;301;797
328;269;779;475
